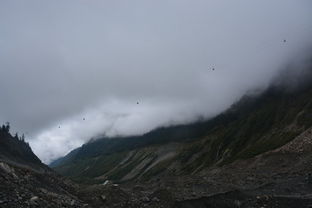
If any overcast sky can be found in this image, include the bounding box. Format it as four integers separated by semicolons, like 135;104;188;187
0;0;312;164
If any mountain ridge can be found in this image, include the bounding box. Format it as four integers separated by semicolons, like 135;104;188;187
51;73;312;184
0;125;47;172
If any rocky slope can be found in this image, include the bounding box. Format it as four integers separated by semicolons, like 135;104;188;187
73;125;312;207
52;83;312;185
0;127;90;208
0;127;45;172
0;162;88;208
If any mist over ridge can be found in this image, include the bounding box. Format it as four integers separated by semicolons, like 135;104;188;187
0;0;312;163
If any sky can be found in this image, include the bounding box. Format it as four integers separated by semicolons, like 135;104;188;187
0;0;312;164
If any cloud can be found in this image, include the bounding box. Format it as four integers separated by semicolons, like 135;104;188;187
0;0;312;163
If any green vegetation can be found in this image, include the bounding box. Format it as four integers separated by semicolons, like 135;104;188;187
52;84;312;183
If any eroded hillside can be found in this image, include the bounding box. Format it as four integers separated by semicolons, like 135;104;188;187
52;83;312;184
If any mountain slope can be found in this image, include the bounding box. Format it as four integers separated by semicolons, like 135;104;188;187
0;126;46;172
52;82;312;184
0;126;91;207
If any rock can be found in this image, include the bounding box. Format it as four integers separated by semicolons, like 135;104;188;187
152;197;160;202
30;196;39;201
39;188;48;194
102;180;110;186
101;195;106;202
30;196;39;202
234;200;242;207
133;185;144;191
0;162;18;178
141;196;150;203
29;196;39;205
70;199;76;206
247;177;254;181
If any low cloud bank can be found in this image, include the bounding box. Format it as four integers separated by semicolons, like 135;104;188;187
0;0;311;163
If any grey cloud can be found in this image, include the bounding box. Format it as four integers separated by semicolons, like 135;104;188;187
0;0;312;163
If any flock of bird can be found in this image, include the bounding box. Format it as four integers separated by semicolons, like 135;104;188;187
57;39;287;129
58;104;140;129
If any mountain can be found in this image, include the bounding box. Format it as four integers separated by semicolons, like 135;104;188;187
2;77;312;208
0;125;44;172
0;125;90;207
47;77;312;207
52;79;312;184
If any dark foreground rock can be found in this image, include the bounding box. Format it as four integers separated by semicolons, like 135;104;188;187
2;154;312;208
175;190;312;208
0;161;88;208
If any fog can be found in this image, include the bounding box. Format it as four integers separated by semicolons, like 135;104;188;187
0;0;312;163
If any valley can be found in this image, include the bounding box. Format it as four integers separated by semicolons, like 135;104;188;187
2;81;312;207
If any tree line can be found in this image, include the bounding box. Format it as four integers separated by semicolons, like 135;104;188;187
1;122;26;143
